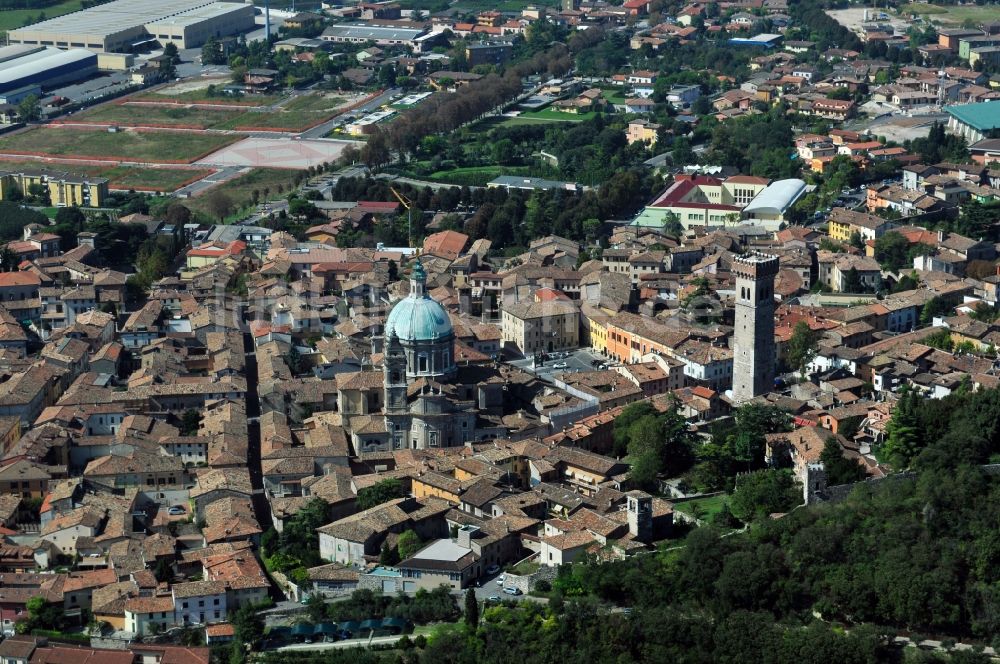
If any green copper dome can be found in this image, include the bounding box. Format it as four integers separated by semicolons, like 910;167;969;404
385;262;453;342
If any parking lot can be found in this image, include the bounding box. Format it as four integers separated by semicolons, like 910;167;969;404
507;347;615;383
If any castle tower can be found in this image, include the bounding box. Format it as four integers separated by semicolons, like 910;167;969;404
803;462;828;505
626;490;653;542
732;252;779;403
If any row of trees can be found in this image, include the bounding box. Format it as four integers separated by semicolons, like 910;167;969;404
377;33;597;163
332;170;657;251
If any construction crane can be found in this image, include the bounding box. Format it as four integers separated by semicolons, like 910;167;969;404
390;186;413;247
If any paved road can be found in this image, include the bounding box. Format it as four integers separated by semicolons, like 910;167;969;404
175;166;248;198
299;87;401;140
240;327;272;535
277;635;401;651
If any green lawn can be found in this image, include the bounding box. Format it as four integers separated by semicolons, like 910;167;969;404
519;108;598;122
69;103;244;129
214;94;347;131
601;88;629;105
428;165;533;187
0;0;84;32
0;158;211;192
0;127;240;163
903;2;996;24
674;494;729;521
185;167;300;220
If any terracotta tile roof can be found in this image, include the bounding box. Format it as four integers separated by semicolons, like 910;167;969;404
124;595;175;614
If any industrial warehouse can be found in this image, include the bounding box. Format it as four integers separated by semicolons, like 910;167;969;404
0;45;97;99
7;0;256;53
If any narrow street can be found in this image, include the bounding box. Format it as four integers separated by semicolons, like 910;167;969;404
242;328;270;528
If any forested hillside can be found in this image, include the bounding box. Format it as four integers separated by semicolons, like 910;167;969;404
263;387;1000;664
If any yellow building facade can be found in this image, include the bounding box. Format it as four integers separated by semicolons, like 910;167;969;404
587;314;609;355
827;217;853;243
0;171;108;207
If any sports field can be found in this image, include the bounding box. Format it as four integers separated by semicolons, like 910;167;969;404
0;127;241;163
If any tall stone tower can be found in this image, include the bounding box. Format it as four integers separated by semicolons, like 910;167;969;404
732;252;779;403
383;331;409;450
626;490;653;543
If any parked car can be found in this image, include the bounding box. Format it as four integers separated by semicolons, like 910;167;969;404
487;596;501;603
552;362;568;369
167;505;187;516
503;587;522;596
485;564;501;575
495;575;505;585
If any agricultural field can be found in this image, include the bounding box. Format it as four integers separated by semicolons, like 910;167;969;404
0;127;241;163
67;103;245;130
0;0;84;32
0;158;211;192
185;168;300;219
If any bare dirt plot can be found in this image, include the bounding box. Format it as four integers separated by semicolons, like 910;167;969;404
152;76;230;95
826;8;911;34
196;137;357;169
135;79;281;107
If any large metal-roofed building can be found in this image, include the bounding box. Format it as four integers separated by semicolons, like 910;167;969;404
7;0;256;53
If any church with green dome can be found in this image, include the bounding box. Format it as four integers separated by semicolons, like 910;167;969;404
378;263;480;451
382;262;457;380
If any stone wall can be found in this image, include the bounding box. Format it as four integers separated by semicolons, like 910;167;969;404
503;564;557;594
